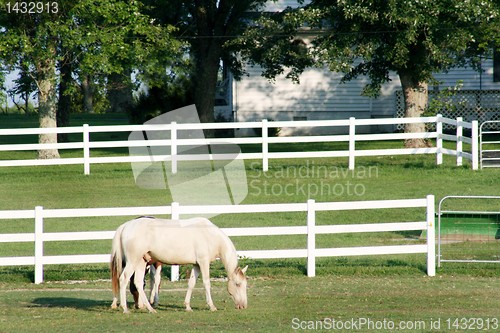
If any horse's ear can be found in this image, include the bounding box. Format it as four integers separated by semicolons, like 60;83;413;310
241;265;248;274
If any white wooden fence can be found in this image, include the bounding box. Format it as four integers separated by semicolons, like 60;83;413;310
0;196;435;284
0;115;478;173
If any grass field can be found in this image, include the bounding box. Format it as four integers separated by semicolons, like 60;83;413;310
0;114;499;332
1;273;500;332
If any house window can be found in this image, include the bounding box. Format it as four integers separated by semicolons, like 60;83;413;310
494;48;500;83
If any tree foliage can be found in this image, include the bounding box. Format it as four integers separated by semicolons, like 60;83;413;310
144;0;269;127
0;0;181;157
230;6;314;83
235;0;499;146
305;0;499;96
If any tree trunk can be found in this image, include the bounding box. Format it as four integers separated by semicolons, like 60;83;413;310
24;91;30;114
107;71;133;114
399;71;431;148
193;50;220;133
37;54;60;159
57;57;72;142
81;74;95;114
191;3;223;137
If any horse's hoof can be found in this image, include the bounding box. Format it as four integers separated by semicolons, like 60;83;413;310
185;307;193;312
123;309;130;314
210;307;217;312
148;308;157;314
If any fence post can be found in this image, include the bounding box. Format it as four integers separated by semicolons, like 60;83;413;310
171;122;177;174
348;117;356;170
307;199;316;277
436;114;443;165
170;202;180;281
83;124;90;175
262;119;269;172
426;195;436;277
456;117;463;166
471;120;479;170
34;206;44;284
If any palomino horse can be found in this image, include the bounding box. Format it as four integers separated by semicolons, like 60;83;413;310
110;217;248;313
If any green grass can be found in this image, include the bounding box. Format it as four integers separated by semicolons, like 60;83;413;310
0;114;499;332
1;272;500;332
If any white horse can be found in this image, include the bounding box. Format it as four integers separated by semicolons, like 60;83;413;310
110;217;248;313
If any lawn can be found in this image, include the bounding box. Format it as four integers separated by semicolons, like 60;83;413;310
0;114;499;332
1;269;500;332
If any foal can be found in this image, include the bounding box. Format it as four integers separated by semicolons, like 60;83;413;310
129;257;162;309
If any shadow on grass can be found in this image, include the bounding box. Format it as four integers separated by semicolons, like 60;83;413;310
32;297;189;312
32;297;110;311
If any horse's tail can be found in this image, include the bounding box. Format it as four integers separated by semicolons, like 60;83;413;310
111;223;126;297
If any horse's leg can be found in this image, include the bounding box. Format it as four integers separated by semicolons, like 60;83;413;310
184;264;200;312
111;269;119;309
129;273;140;309
119;263;136;314
111;296;118;309
133;260;157;313
111;283;119;309
149;263;162;307
199;262;217;312
136;265;152;309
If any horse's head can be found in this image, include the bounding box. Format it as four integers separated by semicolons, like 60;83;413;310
227;265;248;309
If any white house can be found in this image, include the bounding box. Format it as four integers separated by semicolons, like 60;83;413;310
215;1;500;135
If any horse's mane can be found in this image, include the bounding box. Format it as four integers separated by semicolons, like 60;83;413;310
216;229;239;275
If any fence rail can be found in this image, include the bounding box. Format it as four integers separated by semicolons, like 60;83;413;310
0;196;435;284
0;115;478;173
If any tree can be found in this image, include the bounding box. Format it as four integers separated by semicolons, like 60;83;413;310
8;62;37;114
57;53;73;142
107;71;133;114
70;1;182;117
0;3;63;158
236;0;499;147
128;68;195;124
145;0;268;132
0;65;6;113
0;0;181;158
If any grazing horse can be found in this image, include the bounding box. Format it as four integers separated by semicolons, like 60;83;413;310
110;217;248;313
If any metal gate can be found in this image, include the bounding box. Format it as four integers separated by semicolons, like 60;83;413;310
480;121;500;169
438;196;500;267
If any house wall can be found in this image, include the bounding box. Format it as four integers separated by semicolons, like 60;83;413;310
233;58;498;136
233;65;373;135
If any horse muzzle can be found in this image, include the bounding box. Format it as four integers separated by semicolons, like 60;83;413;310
235;303;247;310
